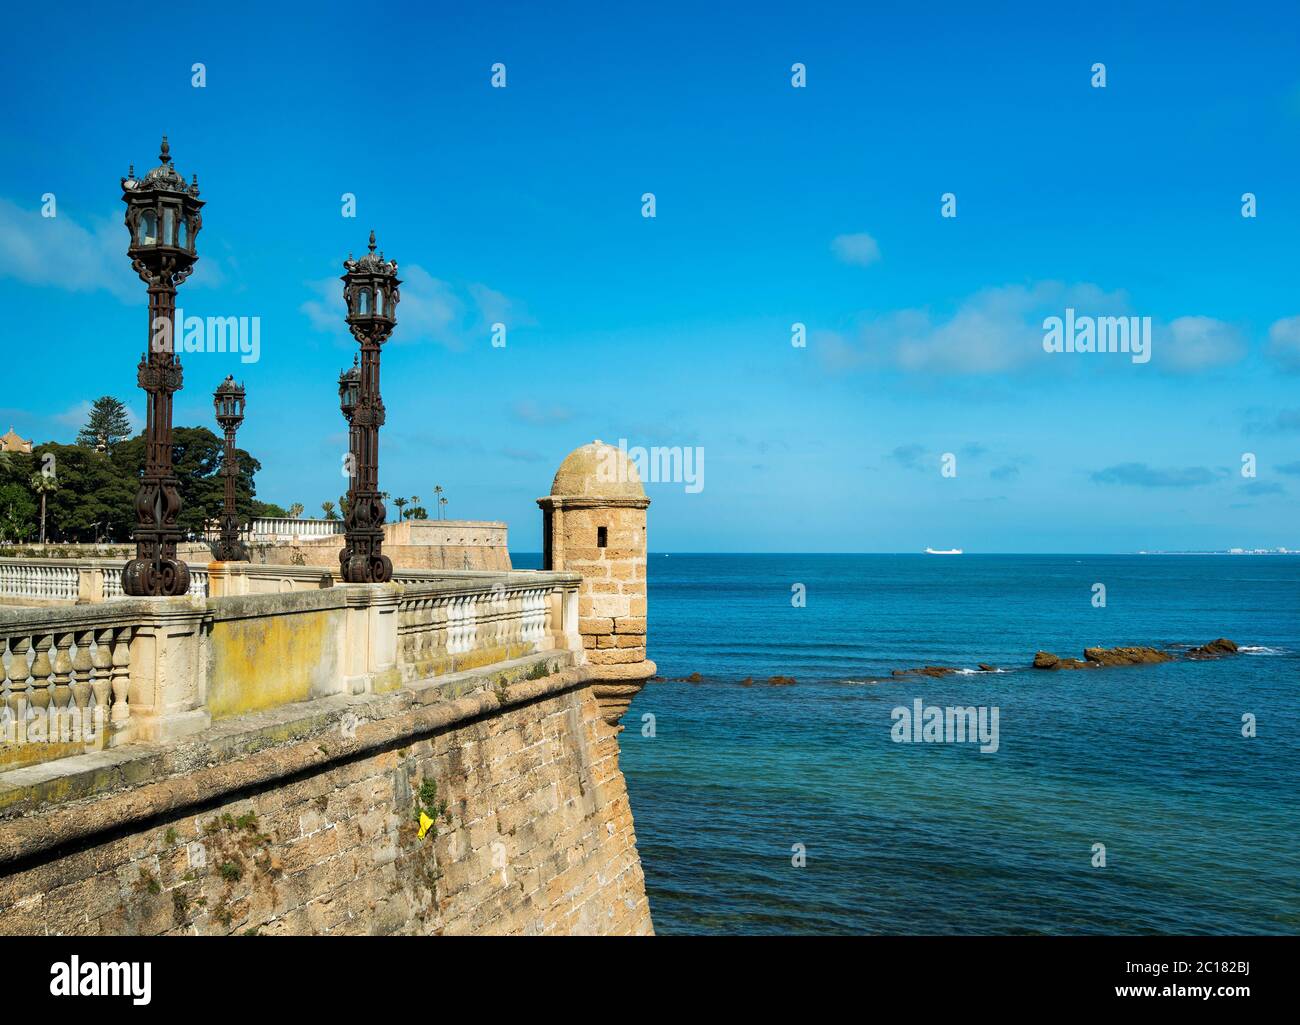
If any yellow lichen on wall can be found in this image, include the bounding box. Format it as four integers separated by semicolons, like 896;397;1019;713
206;609;342;718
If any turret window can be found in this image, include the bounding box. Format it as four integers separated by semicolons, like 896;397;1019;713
597;526;608;548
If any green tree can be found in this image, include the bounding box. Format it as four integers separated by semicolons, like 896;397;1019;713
28;469;59;544
287;502;304;519
34;443;137;542
0;451;36;541
321;501;338;520
407;505;428;520
0;427;271;545
249;500;288;519
77;396;133;450
0;480;36;542
113;427;263;539
393;496;408;520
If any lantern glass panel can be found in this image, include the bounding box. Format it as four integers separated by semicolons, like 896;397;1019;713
139;210;158;246
359;289;370;315
162;207;176;245
177;218;188;248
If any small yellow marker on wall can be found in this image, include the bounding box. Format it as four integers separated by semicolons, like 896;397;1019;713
418;812;435;840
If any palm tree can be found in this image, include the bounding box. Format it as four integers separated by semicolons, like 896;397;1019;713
287;502;304;519
409;495;420;521
321;501;338;521
438;495;448;520
433;485;444;519
29;471;58;544
393;496;408;520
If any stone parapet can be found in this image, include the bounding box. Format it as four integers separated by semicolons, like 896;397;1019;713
0;650;652;935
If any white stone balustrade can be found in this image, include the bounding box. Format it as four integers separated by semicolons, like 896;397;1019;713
0;561;80;603
395;578;559;679
0;558;314;605
0;604;144;753
0;569;583;771
249;518;344;541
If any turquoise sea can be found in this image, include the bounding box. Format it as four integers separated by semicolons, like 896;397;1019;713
555;553;1299;935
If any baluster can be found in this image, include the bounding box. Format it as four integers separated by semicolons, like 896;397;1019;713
398;600;412;662
110;625;132;730
430;598;446;657
0;637;10;736
500;590;514;648
50;632;74;740
451;597;464;654
421;598;434;661
71;629;94;742
90;626;113;743
28;634;53;738
6;636;29;741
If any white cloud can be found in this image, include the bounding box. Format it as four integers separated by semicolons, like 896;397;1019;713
830;232;881;267
299;277;344;336
51;400;143;435
512;400;573;425
0;196;222;300
0;198;137;302
820;281;1126;376
52;401;92;428
468;282;532;328
819;282;1248;377
300;265;521;351
395;265;463;347
1159;316;1245;372
1267;315;1300;372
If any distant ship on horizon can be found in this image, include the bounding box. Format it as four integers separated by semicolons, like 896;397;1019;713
924;547;963;555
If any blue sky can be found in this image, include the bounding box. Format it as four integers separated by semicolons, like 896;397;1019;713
1;1;1298;552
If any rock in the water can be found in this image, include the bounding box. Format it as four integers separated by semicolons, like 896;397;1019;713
978;663;997;673
893;666;958;678
1082;646;1174;666
1188;637;1239;659
767;675;797;686
1033;651;1095;670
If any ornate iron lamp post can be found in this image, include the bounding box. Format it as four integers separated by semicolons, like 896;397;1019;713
338;231;400;583
212;376;249;562
120;137;203;596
